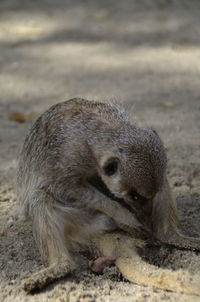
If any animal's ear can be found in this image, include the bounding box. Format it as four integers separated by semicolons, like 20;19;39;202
99;153;120;176
103;157;119;176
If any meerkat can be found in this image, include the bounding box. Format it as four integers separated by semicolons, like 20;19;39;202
17;98;200;293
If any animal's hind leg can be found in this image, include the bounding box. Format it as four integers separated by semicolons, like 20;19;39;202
22;260;73;294
151;176;200;251
96;232;200;296
21;191;76;293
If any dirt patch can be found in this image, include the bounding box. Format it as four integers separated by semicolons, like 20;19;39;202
0;0;200;301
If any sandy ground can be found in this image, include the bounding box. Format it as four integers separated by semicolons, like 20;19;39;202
0;0;200;301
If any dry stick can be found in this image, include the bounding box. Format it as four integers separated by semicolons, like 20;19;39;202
96;232;200;296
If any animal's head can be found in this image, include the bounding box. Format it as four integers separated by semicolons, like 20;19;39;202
95;127;167;207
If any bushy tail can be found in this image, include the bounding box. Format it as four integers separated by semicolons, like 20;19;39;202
97;232;200;296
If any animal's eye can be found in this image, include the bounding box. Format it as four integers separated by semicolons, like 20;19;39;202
103;157;119;176
130;190;147;204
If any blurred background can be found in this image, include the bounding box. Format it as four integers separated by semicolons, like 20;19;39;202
0;0;200;184
1;2;200;300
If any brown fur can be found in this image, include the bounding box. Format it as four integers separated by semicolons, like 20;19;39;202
17;98;200;293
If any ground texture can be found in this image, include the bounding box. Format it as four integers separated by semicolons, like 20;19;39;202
0;0;200;301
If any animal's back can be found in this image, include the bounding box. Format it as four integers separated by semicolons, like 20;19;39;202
17;98;130;213
19;98;128;163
